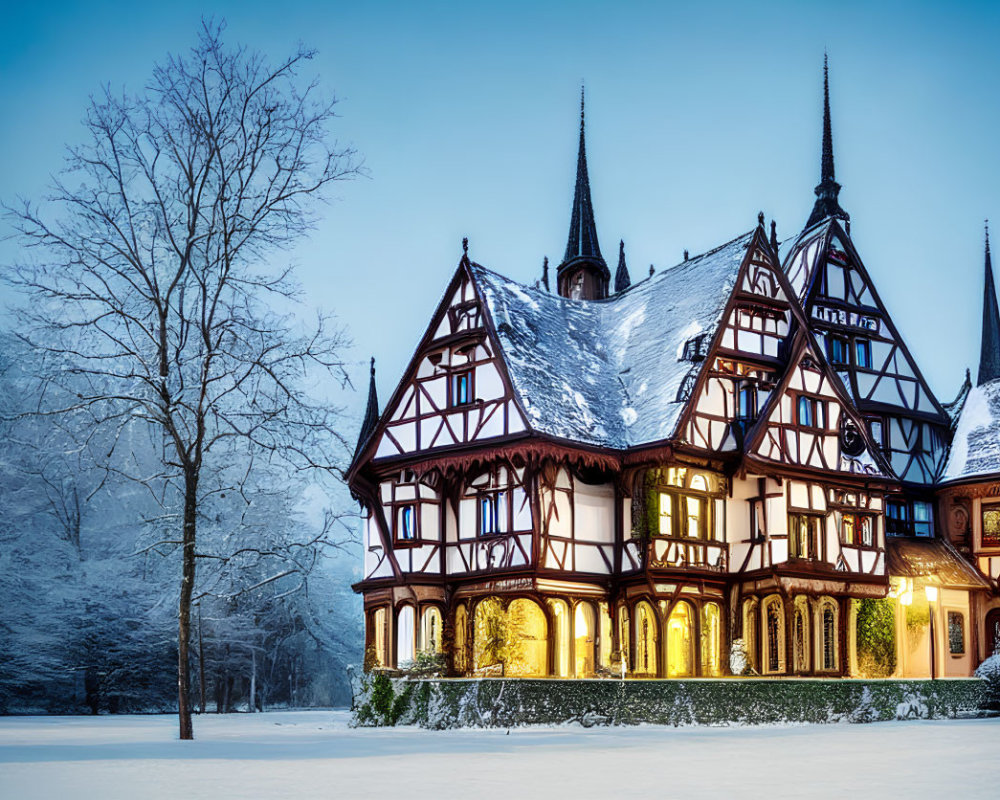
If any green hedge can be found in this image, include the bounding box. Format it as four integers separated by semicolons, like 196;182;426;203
353;676;989;729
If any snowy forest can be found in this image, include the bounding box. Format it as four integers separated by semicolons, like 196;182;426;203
0;24;364;719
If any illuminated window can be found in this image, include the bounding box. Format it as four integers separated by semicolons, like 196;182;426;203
450;370;472;406
947;611;965;655
982;505;1000;548
854;338;872;369
742;599;759;673
842;513;875;547
793;602;808;673
764;597;785;673
789;513;823;560
686;496;702;538
700;603;722;677
658;493;673;535
827;335;848;365
822;602;838;671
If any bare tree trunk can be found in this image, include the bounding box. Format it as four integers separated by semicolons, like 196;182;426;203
177;471;198;739
197;603;206;714
249;651;256;713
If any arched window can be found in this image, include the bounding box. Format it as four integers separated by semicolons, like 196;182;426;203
667;602;694;678
742;598;759;673
548;599;571;677
473;597;506;673
793;597;810;673
619;605;631;673
635;601;658;676
371;607;388;669
700;602;722;677
820;598;839;671
420;607;443;654
763;596;785;674
507;599;547;677
396;605;416;668
574;603;596;678
454;604;469;674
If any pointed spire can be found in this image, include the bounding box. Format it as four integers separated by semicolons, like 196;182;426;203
557;84;609;299
614;240;631;293
770;220;779;257
355;357;380;457
542;256;550;292
805;54;850;230
978;221;1000;385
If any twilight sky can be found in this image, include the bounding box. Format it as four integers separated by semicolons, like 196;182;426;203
3;0;999;430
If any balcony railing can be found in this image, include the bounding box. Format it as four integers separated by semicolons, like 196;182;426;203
647;536;728;572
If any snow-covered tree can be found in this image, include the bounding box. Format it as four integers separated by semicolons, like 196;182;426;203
3;22;360;737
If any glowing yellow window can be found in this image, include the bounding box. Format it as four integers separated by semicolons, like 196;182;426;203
659;493;673;535
686;496;701;538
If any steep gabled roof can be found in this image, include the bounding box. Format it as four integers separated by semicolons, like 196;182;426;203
941;379;1000;483
472;231;754;449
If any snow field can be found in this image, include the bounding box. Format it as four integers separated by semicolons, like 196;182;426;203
0;710;997;799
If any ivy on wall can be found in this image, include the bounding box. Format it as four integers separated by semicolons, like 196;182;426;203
854;599;897;678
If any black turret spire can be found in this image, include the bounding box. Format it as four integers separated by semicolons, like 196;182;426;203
805;54;850;230
355;357;380;456
557;86;610;299
978;222;1000;385
614;240;631;293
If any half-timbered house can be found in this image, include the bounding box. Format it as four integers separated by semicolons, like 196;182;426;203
349;69;1000;680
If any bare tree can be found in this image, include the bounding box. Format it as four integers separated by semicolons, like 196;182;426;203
5;21;360;739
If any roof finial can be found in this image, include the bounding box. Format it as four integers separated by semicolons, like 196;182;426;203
758;211;765;227
649;264;655;276
614;239;631;293
770;219;779;256
979;220;1000;385
462;236;469;256
805;53;850;229
542;256;550;292
683;250;689;261
580;81;585;129
354;356;380;459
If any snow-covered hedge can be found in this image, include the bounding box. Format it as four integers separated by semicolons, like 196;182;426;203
352;677;989;729
974;654;1000;709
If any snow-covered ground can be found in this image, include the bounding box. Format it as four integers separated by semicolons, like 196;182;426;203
0;710;997;799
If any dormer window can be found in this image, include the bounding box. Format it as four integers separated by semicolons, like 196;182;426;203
450;370;473;407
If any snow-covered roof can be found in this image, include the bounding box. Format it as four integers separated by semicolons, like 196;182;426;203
941;379;1000;483
471;231;753;450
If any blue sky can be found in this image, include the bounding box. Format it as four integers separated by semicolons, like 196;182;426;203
3;0;999;426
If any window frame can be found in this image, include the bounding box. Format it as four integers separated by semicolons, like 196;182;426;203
656;488;712;540
448;368;474;408
827;334;849;366
736;379;757;421
981;503;1000;549
854;338;873;369
841;512;876;549
795;393;826;431
947;610;966;656
477;488;511;537
788;512;825;561
393;502;419;545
